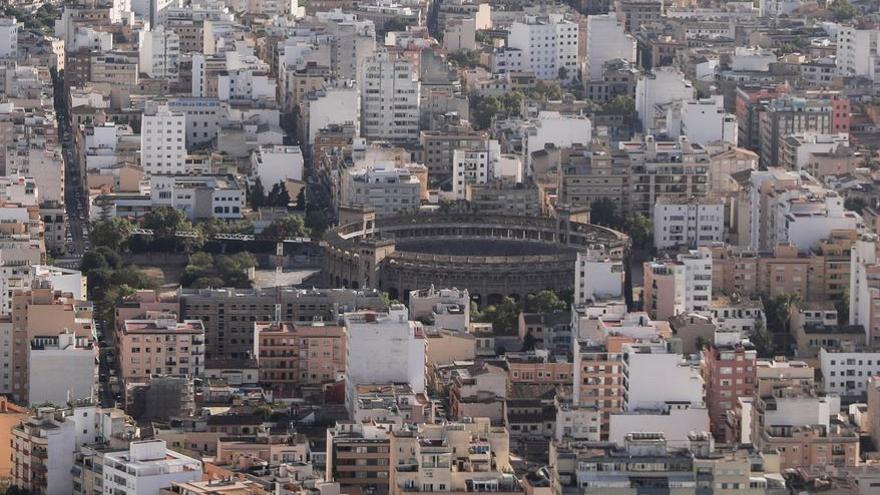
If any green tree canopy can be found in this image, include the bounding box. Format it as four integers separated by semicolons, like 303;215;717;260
263;215;311;239
525;289;569;313
90;217;133;252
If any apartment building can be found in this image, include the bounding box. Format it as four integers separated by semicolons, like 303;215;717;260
388;419;517;495
747;389;859;470
555;142;630;213
653;196;725;250
850;239;880;346
255;321;345;397
560;432;784;495
621;136;710;216
102;440;202;494
28;331;96;407
835;26;880;78
139;25;180;80
819;347;880;398
118;316;205;386
149;174;245;220
585;14;635;82
341;163;425;216
571;337;630;439
504;15;579;82
11;404;99;495
420;128;488;183
758;95;848;167
756;357;814;396
643;248;713;319
325;421;393;491
360;52;420;142
178;287;384;359
711;231;856;302
216;432;309;466
344;306;426;413
741;168;862;253
408;287;470;332
141;104;187;176
10;289;93;405
702;340;757;441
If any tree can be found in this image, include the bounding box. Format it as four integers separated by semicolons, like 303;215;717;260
694;336;709;351
143;207;202;252
276;181;291;206
478;297;521;335
835;289;850;325
90;217;132;252
448;50;484;69
750;318;773;358
294;188;306;211
590;198;621;228
521;330;537;351
525;289;568;313
623;213;653;250
828;0;856;20
844;196;867;214
603;95;635;114
263;214;311;239
251;178;266;209
558;66;569;81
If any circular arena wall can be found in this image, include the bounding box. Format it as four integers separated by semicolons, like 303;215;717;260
323;212;628;306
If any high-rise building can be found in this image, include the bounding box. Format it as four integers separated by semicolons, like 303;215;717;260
140;104;187;176
138;25;180;80
503;15;579;81
360;52;420;141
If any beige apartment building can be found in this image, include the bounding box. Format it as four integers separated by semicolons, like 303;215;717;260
710;230;856;302
216;431;310;468
179;287;383;359
11;289;93;405
554;141;630;213
115;290;180;332
118;317;205;386
325;421;392;492
389;419;519;495
255;321;346;397
572;336;632;440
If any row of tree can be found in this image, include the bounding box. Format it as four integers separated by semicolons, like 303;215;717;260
181;252;257;289
249;179;305;210
90;207;312;254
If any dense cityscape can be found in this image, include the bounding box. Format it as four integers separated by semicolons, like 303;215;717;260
0;0;878;493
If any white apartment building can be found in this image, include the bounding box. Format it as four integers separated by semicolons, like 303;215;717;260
149;174;244;220
102;440;202;495
819;348;880;397
5;147;64;204
836;26;879;78
643;247;713;319
574;249;625;305
451;140;521;200
341;162;423;216
506;14;579;81
781;132;850;171
0;319;10;394
140;104;187;176
139;25;180;80
315;12;377;80
850;239;880;346
344;305;426;414
524;111;592;171
585;14;635;82
0;18;18;59
746;169;864;252
251;145;304;187
360;52;420;141
306;83;360;146
218;69;276;102
0;176;37;205
668;97;738;146
28;331;96;407
611;340;709;447
653;197;725;250
167;98;226;149
635;67;695;135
